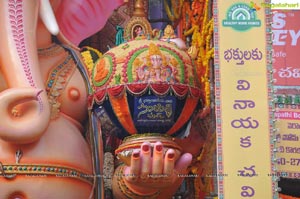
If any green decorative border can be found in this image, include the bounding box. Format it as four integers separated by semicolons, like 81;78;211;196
127;48;148;83
92;55;113;87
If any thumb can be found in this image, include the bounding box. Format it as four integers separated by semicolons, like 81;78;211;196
174;153;193;173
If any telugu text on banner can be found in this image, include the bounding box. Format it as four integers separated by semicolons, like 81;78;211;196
276;105;300;178
214;1;277;198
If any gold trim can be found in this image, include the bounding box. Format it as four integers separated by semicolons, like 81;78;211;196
122;133;173;142
116;165;160;199
124;17;152;40
0;163;94;185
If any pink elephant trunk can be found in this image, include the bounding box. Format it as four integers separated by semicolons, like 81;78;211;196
0;0;51;144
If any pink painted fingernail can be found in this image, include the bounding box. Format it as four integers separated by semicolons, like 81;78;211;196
168;153;175;159
133;152;140;158
142;144;150;152
156;145;163;152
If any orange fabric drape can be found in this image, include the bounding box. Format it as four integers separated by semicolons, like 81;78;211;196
167;97;199;135
108;92;137;135
279;194;300;199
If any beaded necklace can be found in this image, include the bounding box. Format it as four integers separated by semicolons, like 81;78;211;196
0;162;93;185
38;43;65;58
44;50;76;119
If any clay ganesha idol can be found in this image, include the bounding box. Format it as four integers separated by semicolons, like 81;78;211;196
0;0;123;198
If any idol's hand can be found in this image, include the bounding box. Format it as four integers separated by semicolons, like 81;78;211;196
122;141;192;196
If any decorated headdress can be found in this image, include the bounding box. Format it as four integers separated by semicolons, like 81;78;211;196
148;43;162;56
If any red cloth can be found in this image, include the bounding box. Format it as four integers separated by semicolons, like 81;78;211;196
56;0;125;46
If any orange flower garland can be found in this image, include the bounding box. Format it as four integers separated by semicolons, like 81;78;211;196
94;59;109;82
182;0;214;197
183;0;213;108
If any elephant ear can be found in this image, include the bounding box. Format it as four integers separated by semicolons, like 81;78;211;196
55;0;125;46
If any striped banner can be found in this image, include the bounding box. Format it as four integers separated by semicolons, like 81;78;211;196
214;1;278;198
